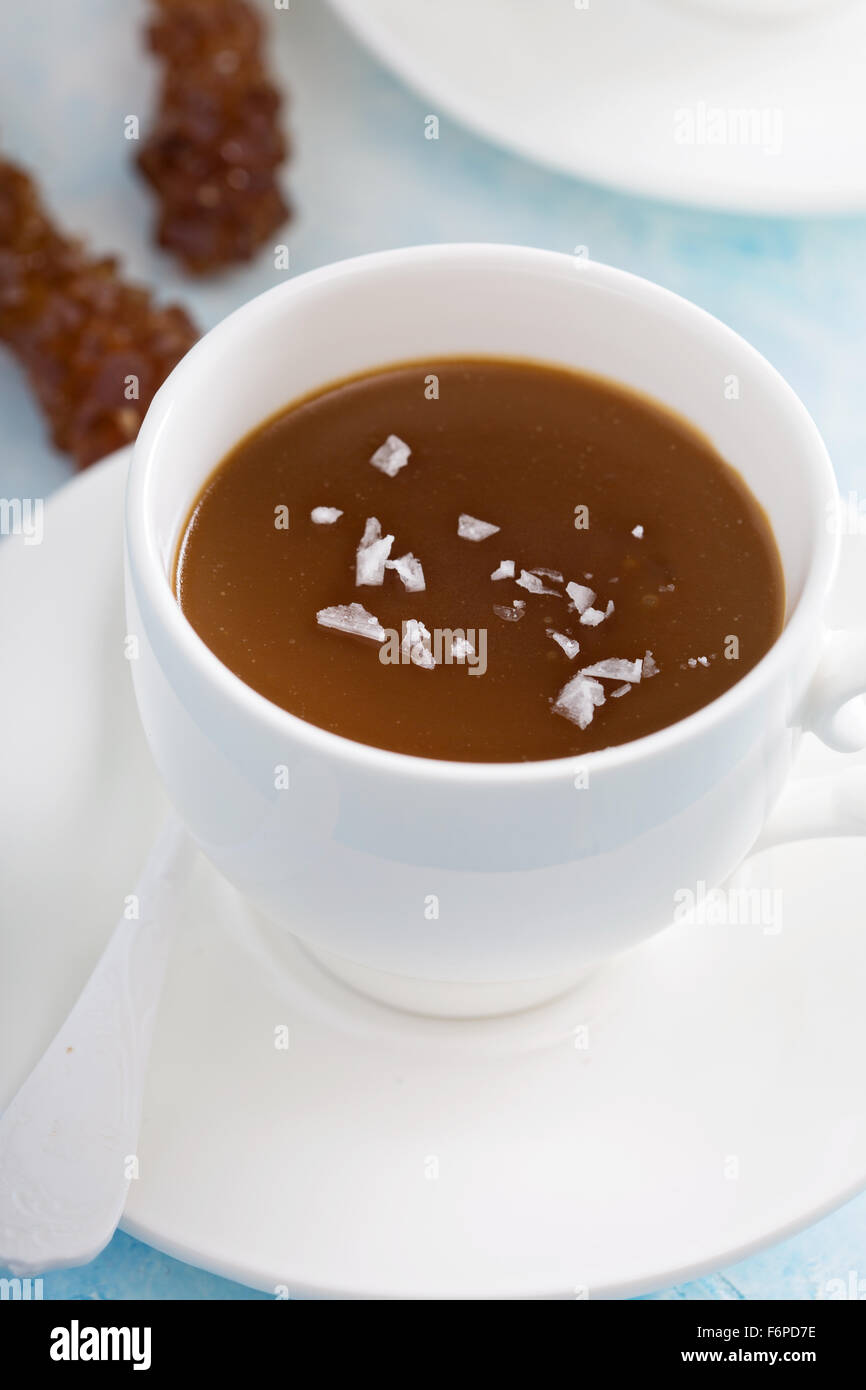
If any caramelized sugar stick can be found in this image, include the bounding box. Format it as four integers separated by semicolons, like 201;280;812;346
137;0;290;274
0;159;198;468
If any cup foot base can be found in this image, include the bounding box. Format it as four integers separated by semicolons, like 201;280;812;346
297;941;592;1019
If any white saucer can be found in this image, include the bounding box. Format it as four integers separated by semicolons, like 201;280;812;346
3;452;866;1298
327;0;866;214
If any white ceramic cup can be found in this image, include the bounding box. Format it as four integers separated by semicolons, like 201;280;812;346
125;245;866;1017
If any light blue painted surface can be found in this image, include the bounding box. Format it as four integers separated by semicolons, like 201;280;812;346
1;0;864;1300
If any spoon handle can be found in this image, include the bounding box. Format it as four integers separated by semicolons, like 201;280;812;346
0;814;193;1276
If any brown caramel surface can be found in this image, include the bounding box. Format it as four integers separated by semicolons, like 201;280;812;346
176;359;784;762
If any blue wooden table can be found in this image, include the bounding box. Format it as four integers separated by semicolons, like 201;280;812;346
2;0;865;1300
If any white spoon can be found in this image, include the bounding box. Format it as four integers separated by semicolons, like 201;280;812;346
0;815;193;1276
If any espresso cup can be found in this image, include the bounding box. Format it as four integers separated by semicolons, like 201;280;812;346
125;245;866;1016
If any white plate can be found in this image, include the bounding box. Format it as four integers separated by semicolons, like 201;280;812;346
2;452;866;1298
327;0;866;214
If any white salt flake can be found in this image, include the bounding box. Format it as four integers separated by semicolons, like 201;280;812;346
491;559;515;581
566;581;596;614
547;629;580;660
631;524;644;539
385;552;426;592
316;603;385;643
493;600;526;622
529;567;564;583
311;506;343;524
360;515;380;547
450;635;476;661
552;673;606;730
579;606;609;627
642;650;659;678
402;618;436;669
516;568;561;597
580;658;643;684
458;513;500;541
611;683;632;698
370;434;411;477
355;516;394;586
605;599;615;617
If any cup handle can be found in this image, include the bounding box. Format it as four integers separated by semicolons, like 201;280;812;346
748;623;866;853
752;766;866;853
800;627;866;753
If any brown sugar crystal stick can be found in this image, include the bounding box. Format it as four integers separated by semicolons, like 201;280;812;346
0;158;199;468
136;0;290;274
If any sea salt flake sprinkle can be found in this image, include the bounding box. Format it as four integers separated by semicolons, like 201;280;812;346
458;513;500;541
611;683;632;698
631;524;644;539
311;506;343;524
547;629;580;660
643;650;659;678
516;568;561;597
566;581;596;614
552;673;606;730
402;618;436;669
370;434;411;477
530;567;567;583
491;559;515;581
316;603;385;643
530;567;564;583
450;635;476;661
355;516;394;586
580;658;643;684
385;552;426;592
579;606;608;627
493;600;526;622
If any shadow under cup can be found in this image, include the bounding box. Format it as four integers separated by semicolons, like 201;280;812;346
125;245;838;1018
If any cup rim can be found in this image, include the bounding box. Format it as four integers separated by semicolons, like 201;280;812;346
127;242;839;786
